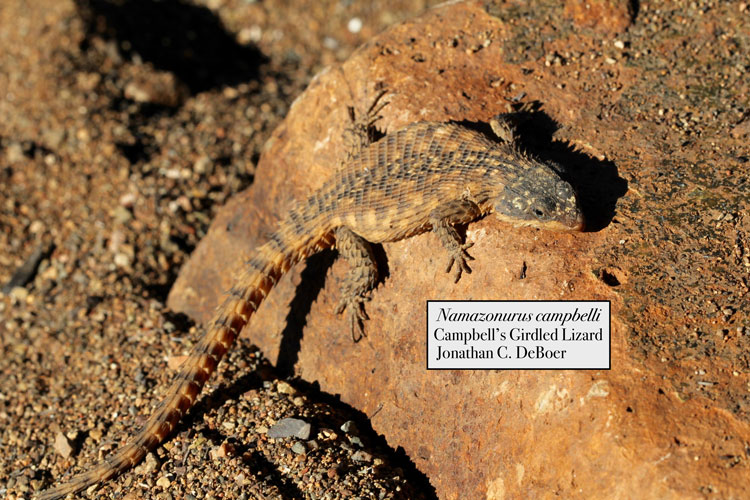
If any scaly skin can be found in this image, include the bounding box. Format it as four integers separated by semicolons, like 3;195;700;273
38;120;583;499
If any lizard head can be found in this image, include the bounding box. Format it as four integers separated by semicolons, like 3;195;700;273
492;162;584;232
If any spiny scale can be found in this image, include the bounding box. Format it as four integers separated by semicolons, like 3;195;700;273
39;121;583;499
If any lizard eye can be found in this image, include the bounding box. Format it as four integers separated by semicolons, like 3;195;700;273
533;207;547;219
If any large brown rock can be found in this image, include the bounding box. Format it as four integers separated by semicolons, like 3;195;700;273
169;1;750;498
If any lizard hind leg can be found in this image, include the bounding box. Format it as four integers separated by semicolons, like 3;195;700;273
333;226;378;341
429;198;482;283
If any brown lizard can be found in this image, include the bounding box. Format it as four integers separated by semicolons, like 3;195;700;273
38;112;584;499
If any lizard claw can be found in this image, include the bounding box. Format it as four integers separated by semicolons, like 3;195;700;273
336;295;370;341
445;242;474;282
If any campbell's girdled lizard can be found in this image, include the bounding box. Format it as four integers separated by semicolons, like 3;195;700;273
38;110;584;499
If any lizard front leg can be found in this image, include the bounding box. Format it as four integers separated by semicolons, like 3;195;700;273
334;226;378;341
344;89;389;158
489;112;518;145
429;198;482;283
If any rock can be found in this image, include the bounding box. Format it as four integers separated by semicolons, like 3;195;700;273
167;1;750;499
351;450;372;463
275;380;296;395
210;442;236;460
339;420;358;434
53;431;74;458
124;70;187;108
267;418;311;440
5;142;25;164
156;475;172;488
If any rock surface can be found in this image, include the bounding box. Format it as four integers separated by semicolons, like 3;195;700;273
169;1;750;499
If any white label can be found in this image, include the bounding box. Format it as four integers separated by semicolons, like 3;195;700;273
426;301;610;370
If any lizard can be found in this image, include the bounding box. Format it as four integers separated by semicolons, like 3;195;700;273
38;108;584;499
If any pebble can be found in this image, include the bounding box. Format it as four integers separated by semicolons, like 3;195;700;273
119;193;137;208
143;452;161;474
113;205;132;223
9;286;28;302
167;355;189;370
351;450;372;463
193;155;212;174
347;17;363;34
340;420;358;434
156;475;172;488
42;128;66;149
210;442;236;459
267;417;311;439
291;441;307;455
276;380;295;395
54;432;74;458
114;253;132;268
238;25;262;44
6;142;25;163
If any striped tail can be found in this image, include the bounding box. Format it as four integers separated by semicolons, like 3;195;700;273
38;226;335;500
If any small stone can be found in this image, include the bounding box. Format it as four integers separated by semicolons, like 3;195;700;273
9;286;29;302
340;420;358;434
54;431;74;458
113;253;131;268
135;452;161;474
6;142;25;163
323;36;338;50
222;87;239;99
291;441;307;455
144;452;161;473
156;475;172;488
276;381;295;395
351;450;372;463
267;417;311;439
29;220;45;234
176;196;192;212
347;17;363;34
238;25;262;44
210;442;236;459
167;355;189;371
193;156;212;174
124;71;185;107
113;205;132;223
42;128;66;149
119;193;137;208
164;168;182;179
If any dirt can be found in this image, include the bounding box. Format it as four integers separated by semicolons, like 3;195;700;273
1;0;749;499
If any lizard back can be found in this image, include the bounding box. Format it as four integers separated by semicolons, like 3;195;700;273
305;122;527;242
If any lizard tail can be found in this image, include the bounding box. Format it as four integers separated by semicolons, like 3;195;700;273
38;225;335;500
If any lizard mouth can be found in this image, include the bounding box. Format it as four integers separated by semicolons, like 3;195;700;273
495;213;585;232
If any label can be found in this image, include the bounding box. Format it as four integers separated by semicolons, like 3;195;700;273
426;301;611;370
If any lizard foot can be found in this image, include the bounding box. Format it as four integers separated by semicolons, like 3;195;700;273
445;241;475;282
335;295;370;341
